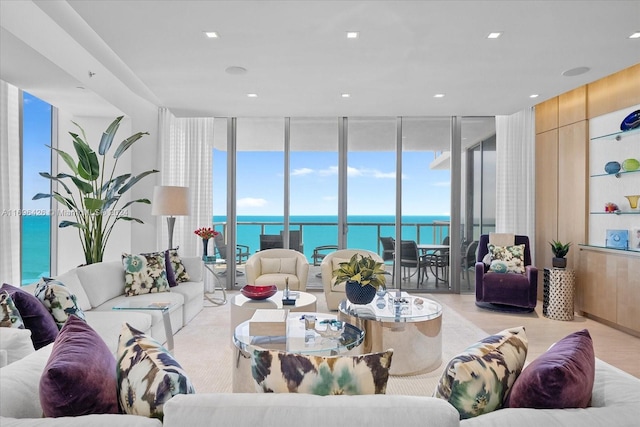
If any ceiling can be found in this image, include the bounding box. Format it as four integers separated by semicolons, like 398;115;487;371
1;1;639;122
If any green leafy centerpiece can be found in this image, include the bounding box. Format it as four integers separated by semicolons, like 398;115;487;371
332;254;387;305
34;116;158;265
549;240;571;269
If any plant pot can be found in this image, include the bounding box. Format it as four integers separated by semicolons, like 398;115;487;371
552;257;567;269
345;281;377;305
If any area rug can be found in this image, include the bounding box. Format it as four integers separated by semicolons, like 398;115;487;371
172;291;488;396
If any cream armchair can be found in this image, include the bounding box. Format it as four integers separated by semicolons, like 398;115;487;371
321;249;384;310
245;249;309;291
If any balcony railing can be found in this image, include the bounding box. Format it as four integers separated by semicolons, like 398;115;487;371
212;219;451;262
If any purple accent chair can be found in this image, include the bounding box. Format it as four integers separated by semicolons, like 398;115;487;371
475;234;538;312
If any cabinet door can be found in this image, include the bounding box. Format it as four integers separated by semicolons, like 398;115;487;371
577;248;617;323
535;130;558;298
617;254;640;331
558;122;588;271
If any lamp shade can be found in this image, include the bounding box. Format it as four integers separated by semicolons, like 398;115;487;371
151;186;189;216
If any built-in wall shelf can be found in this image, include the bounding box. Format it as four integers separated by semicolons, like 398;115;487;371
590;211;640;215
590;169;640;178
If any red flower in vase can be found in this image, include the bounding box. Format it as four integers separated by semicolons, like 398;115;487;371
194;227;219;239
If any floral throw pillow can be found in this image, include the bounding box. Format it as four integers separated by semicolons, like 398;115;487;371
0;291;24;329
34;278;86;329
251;349;393;395
487;244;525;274
122;253;170;297
434;326;528;419
117;323;195;420
167;249;190;284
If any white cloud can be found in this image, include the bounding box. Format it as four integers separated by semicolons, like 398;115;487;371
237;197;268;208
291;167;314;176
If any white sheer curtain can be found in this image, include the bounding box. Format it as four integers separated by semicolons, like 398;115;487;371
157;108;214;258
495;108;536;242
0;80;21;285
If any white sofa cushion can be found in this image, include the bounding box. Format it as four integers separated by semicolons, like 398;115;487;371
0;328;35;366
75;261;126;308
53;269;91;311
84;310;153;355
0;414;162;426
163;394;460;427
0;343;53;418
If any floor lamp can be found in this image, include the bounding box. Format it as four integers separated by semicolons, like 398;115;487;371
151;186;189;249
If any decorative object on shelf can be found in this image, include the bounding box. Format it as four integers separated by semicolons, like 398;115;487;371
604;202;620;213
549;240;571;269
240;284;277;300
282;277;296;306
604;161;621;175
631;227;640;251
625;195;640;210
605;229;629;249
194;227;219;259
620;109;640;131
333;253;387;305
34;116;158;265
622;158;640;172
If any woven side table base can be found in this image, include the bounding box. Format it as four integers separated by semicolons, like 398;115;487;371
546;268;575;321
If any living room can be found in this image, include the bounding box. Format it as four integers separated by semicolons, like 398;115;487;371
1;1;639;426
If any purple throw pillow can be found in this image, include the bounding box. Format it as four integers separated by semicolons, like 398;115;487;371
505;329;595;409
0;283;58;350
164;249;178;287
39;315;119;417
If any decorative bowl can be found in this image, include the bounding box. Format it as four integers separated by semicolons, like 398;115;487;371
241;284;277;300
620;109;640;131
604;161;621;174
622;158;640;172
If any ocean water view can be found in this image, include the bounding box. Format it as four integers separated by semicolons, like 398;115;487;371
22;215;51;284
21;214;450;284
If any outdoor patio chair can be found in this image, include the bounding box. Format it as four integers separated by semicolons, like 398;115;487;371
213;232;251;265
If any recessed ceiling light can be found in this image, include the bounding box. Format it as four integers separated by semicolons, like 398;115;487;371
629;32;640;39
341;93;351;98
346;31;359;39
487;32;502;39
562;66;590;77
225;66;247;75
247;93;258;98
434;94;445;98
204;31;219;38
530;94;539;98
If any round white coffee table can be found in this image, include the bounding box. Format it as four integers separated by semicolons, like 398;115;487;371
229;291;317;335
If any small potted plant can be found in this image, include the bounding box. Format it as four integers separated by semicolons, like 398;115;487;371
332;254;387;305
549;240;571;268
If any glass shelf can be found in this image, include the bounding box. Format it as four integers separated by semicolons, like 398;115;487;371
590;169;640;178
590;211;640;215
590;127;640;142
579;244;640;255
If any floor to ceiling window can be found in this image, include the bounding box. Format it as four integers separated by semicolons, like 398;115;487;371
21;92;52;284
214;115;494;294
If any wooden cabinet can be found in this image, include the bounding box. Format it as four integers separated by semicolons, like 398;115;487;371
577;246;640;335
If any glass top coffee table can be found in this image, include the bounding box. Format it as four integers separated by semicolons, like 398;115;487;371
232;312;364;392
112;301;175;352
338;291;442;376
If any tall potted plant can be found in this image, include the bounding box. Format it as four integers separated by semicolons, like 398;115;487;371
549;240;571;268
34;116;158;265
332;254;387;304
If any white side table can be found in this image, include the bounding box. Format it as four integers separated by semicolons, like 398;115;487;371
543;268;575;321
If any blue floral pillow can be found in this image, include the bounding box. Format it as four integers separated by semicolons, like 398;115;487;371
121;253;170;297
434;326;528;419
0;291;24;329
117;323;195;419
251;349;393;395
488;244;525;274
34;278;86;329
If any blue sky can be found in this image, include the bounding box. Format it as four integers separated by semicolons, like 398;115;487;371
22;92;51;212
214;148;451;217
